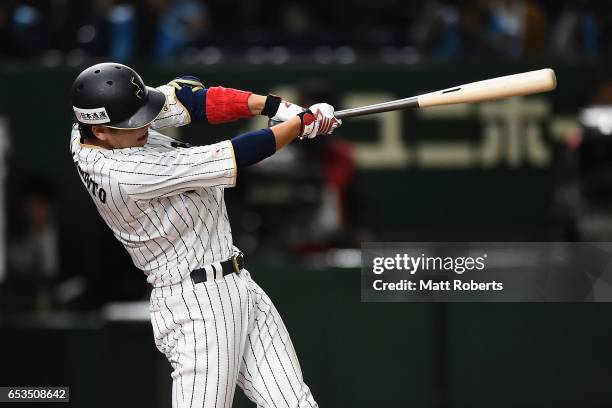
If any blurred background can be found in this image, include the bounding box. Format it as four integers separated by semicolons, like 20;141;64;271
1;0;612;406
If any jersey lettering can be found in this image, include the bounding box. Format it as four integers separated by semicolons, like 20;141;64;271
74;160;107;204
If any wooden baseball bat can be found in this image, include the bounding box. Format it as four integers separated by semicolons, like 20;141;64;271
334;68;557;119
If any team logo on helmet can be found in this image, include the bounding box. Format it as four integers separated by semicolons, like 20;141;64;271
130;76;144;99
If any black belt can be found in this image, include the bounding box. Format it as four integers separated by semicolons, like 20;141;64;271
190;252;245;284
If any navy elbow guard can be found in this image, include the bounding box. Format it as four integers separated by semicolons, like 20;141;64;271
169;76;207;121
231;128;276;168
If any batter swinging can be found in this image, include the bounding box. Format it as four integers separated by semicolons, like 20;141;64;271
69;62;341;408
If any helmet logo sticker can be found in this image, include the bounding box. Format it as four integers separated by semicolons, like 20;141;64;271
131;76;144;99
73;106;111;124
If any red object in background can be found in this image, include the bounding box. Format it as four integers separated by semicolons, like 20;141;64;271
293;140;357;255
324;140;355;226
565;128;583;150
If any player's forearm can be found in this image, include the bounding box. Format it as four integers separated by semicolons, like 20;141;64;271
215;92;294;119
270;116;302;150
247;94;266;115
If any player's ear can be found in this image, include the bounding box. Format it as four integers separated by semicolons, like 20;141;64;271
91;125;109;141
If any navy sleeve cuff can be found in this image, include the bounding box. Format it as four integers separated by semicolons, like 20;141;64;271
230;128;276;169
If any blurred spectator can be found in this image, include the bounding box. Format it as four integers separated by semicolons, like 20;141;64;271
0;4;10;56
459;0;547;58
148;0;209;62
77;0;137;62
522;0;548;52
106;2;137;62
487;0;526;57
1;0;612;62
551;0;599;58
6;175;62;310
8;2;48;57
279;2;313;37
553;75;612;241
485;0;547;57
410;0;462;60
294;78;373;251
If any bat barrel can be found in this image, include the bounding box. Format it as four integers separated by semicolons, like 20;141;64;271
332;68;557;119
417;68;557;108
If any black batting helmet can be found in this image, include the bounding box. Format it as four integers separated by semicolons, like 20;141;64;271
71;63;165;129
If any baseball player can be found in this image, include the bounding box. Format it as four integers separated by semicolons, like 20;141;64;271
69;62;341;408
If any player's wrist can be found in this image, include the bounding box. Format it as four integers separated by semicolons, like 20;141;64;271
268;98;305;122
247;94;267;116
261;94;282;118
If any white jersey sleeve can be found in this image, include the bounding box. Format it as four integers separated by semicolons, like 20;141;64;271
113;139;237;200
150;85;191;130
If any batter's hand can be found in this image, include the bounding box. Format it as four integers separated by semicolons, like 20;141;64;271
167;76;205;92
297;103;342;139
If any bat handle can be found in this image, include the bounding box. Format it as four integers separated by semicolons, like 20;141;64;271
267;106;365;125
268;118;282;127
268;95;416;125
333;96;419;119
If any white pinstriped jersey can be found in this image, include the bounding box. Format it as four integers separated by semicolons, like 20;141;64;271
70;81;319;408
70;85;238;288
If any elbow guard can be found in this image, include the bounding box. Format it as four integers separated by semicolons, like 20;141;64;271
231;128;276;168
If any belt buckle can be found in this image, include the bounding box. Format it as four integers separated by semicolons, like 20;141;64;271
232;252;244;273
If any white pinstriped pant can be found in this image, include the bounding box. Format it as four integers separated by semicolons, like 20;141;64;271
150;270;318;408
